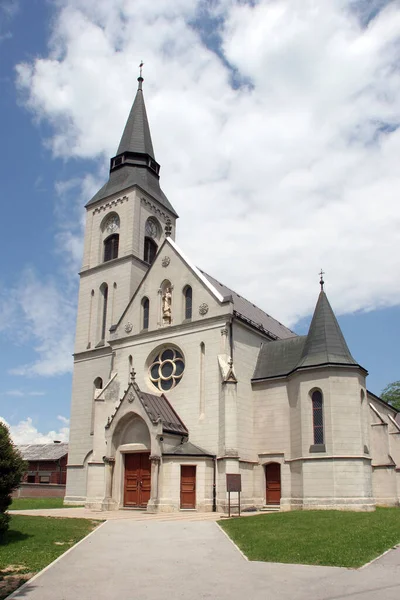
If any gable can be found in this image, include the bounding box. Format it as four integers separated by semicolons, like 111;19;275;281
113;238;231;339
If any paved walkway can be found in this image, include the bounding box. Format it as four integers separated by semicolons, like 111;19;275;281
8;518;400;600
10;507;224;521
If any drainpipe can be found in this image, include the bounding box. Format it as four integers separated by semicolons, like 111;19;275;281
212;456;217;512
229;319;234;361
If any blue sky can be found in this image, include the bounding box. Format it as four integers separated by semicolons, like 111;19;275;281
1;0;399;442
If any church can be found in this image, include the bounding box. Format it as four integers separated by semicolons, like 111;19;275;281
65;74;400;513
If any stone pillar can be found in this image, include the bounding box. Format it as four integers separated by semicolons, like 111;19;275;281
147;455;161;513
101;456;116;511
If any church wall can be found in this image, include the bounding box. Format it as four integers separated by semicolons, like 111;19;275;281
253;379;290;456
233;322;267;462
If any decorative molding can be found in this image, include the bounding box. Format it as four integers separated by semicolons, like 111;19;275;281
149;455;161;463
93;195;128;215
220;327;228;336
199;303;209;316
103;456;115;465
124;322;133;334
141;196;170;222
127;392;135;403
161;256;170;268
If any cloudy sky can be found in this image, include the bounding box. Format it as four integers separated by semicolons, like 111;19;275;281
1;0;399;443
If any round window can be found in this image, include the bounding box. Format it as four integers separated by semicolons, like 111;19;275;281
149;348;185;392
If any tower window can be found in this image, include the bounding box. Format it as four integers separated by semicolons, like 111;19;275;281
144;237;157;264
142;297;149;330
104;234;119;262
184;286;192;320
312;390;324;445
101;284;108;341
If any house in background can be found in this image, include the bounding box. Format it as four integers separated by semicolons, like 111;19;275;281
15;442;68;498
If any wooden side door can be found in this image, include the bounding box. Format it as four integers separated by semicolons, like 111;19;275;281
180;465;196;509
124;453;140;507
138;452;151;507
265;463;281;504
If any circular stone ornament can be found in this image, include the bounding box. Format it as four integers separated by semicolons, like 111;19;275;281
124;322;133;333
161;256;171;268
199;303;209;316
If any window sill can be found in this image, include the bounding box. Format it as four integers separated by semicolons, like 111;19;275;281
309;444;326;453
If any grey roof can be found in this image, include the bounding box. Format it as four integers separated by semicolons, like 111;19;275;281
253;336;306;380
17;443;68;461
139;391;188;436
296;291;360;369
163;441;215;457
117;82;155;157
201;271;295;340
253;290;364;381
86;81;178;217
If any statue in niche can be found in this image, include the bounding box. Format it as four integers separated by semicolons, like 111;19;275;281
162;287;172;324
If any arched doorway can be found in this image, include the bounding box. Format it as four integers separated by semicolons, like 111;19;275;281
265;463;281;505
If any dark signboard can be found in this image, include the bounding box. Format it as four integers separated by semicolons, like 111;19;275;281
226;473;242;492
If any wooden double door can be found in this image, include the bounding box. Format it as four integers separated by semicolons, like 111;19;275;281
265;463;281;505
124;453;151;508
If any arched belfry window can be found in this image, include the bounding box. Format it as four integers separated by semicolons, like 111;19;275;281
183;286;192;320
144;237;158;264
100;284;108;341
142;297;149;330
312;390;324;445
104;234;119;262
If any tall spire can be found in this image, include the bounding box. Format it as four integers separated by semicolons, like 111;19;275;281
86;65;178;217
296;288;362;370
116;70;155;158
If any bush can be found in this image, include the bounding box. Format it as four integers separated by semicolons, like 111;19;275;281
0;423;26;539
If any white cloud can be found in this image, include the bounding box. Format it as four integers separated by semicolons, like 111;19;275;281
3;390;46;397
14;0;400;329
0;416;69;444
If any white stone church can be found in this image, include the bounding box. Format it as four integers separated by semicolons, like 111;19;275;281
65;76;400;513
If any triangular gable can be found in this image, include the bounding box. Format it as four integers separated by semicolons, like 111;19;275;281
112;237;228;335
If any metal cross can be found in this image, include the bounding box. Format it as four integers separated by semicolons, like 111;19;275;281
319;269;325;291
139;61;144;78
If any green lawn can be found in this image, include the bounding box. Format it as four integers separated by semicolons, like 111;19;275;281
218;508;400;568
10;498;83;510
0;515;97;599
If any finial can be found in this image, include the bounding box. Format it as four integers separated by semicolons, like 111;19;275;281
138;61;144;90
165;217;172;237
130;368;136;383
319;269;325;291
228;357;233;368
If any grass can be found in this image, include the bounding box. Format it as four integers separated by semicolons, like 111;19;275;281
10;498;83;510
0;515;98;599
218;508;400;568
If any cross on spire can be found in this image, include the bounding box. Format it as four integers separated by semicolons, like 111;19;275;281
319;269;325;291
138;61;144;90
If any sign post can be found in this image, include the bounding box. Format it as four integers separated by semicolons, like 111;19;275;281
226;474;242;517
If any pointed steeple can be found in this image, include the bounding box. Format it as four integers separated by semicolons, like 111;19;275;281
116;76;155;158
296;285;363;371
86;71;178;217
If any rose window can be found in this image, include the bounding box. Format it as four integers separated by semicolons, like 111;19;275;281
149;348;185;391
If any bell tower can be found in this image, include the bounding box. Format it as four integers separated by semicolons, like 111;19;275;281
74;74;178;353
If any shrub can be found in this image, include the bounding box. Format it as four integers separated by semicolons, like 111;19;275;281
0;422;26;538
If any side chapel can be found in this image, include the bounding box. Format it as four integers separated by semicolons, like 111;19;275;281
65;75;400;512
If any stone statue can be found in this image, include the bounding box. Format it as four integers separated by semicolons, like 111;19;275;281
162;287;172;324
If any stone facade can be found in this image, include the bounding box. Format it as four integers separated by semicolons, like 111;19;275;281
65;79;400;513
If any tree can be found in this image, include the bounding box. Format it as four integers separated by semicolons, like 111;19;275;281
380;380;400;411
0;422;26;538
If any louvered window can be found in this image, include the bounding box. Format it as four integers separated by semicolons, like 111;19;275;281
144;237;157;264
104;234;119;262
312;390;324;445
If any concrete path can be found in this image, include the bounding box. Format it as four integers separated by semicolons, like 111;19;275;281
8;519;400;600
9;507;223;521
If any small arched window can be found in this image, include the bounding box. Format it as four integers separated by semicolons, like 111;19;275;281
312;390;324;445
100;284;108;340
104;234;119;262
144;237;158;264
142;297;149;330
94;377;103;389
184;286;192;320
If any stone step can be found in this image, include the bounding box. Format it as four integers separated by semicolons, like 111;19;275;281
260;505;280;512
